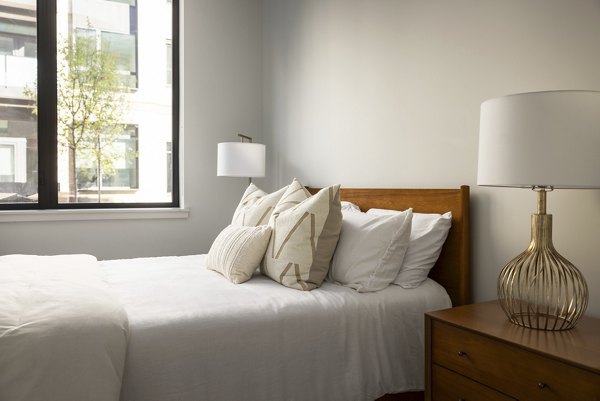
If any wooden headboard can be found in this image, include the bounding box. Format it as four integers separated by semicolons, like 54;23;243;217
308;186;471;306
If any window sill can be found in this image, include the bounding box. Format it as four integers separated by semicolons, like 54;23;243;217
0;207;190;222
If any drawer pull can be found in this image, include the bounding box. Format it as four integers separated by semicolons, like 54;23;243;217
538;382;547;389
457;351;467;357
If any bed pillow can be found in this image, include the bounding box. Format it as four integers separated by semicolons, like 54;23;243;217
261;183;342;291
329;209;413;292
207;224;272;284
341;201;361;213
231;183;288;226
367;209;452;288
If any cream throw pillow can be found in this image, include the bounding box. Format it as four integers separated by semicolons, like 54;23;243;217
261;183;342;291
207;224;272;284
231;183;288;226
271;178;312;217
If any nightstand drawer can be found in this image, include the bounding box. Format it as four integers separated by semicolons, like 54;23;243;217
431;320;600;400
431;364;515;401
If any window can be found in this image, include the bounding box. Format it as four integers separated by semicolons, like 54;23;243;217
0;137;26;183
101;31;138;88
0;0;179;209
76;125;138;201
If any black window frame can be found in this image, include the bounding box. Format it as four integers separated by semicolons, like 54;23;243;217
1;0;179;210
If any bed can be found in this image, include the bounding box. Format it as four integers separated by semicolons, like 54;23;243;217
0;186;470;401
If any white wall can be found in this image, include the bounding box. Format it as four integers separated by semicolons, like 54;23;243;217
2;0;598;319
262;0;600;317
0;0;263;259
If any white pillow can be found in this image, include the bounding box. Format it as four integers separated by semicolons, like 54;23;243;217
261;182;342;291
207;224;272;284
231;183;288;226
329;209;413;292
367;209;452;288
341;201;361;213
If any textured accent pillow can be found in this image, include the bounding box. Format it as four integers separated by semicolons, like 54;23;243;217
329;209;413;292
207;224;272;284
231;183;288;226
367;209;452;288
261;183;342;291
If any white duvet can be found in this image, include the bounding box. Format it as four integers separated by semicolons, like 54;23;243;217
0;254;450;401
101;255;451;401
0;254;129;401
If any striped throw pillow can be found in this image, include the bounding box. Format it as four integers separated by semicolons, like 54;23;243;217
207;224;272;284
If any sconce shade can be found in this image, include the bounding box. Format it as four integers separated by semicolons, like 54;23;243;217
477;90;600;189
217;142;266;178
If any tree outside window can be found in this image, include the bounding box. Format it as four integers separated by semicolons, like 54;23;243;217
26;31;131;202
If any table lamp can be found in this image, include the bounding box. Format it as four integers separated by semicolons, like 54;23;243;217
217;134;266;185
477;90;600;330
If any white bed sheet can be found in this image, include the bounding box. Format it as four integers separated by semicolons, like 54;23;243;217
101;254;451;401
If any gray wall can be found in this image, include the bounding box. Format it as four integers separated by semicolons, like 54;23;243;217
262;0;600;317
0;0;264;259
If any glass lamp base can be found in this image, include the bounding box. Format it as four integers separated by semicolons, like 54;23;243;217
497;213;588;331
506;311;575;330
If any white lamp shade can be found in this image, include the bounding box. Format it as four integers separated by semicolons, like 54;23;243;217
477;90;600;189
217;142;266;178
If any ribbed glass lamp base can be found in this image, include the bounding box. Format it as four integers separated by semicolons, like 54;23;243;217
505;312;574;330
497;213;588;331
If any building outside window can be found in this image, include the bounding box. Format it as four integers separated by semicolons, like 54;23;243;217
0;0;178;207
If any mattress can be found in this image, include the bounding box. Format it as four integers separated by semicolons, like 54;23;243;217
101;254;451;401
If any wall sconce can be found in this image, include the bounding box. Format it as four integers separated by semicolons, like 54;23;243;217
217;134;266;185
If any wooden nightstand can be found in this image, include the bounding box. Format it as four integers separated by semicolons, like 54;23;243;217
425;301;600;401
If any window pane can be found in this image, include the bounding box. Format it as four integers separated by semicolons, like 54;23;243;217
58;0;173;204
101;31;136;72
0;0;37;204
75;126;138;202
101;31;138;88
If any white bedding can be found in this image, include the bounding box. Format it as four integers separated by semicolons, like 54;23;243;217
0;254;129;401
101;254;451;401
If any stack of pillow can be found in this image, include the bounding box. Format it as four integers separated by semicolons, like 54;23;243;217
207;179;342;290
207;179;452;293
331;205;451;292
